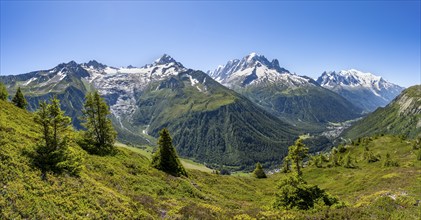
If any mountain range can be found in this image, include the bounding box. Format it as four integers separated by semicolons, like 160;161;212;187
208;53;363;132
1;55;298;169
0;53;406;168
317;69;404;112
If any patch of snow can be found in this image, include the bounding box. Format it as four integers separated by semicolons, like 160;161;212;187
23;77;37;86
187;74;199;86
142;125;150;135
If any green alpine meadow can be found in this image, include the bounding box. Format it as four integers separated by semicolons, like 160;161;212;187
1;1;420;219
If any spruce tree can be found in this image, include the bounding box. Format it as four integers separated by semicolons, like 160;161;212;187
312;154;323;168
343;153;355;168
281;156;291;173
81;91;117;155
151;128;187;177
287;138;309;176
33;97;80;175
252;162;267;178
329;148;341;167
12;87;27;109
0;82;8;101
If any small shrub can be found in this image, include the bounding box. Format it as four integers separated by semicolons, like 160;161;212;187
252;162;267;178
383;153;399;167
337;145;347;153
219;169;231;175
363;147;380;163
273;174;340;210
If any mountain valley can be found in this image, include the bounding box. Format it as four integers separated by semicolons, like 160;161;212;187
0;54;414;169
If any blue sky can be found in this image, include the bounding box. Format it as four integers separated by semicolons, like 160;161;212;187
1;1;420;87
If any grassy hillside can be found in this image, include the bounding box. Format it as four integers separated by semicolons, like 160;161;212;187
304;135;420;219
343;85;421;140
0;100;278;218
1;100;420;219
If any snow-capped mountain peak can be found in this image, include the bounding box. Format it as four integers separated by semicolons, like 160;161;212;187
84;60;108;70
149;54;185;69
154;54;176;65
82;55;188;119
208;53;314;88
316;69;404;111
317;69;391;89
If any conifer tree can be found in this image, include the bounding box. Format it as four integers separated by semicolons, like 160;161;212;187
0;82;8;101
49;98;71;146
12;87;27;109
81;91;117;155
287;138;309;176
281;157;291;173
33;97;80;175
151;128;187;177
363;146;380;163
343;153;355;168
311;154;323;168
252;162;267;178
329;147;341;167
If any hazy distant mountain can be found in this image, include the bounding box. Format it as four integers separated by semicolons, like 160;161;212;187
317;69;404;112
208;53;362;132
342;85;421;140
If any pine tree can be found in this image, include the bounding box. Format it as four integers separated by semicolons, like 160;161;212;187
329;148;341;167
81;91;117;155
281;156;291;173
33;97;80;175
343;153;355;168
49;98;71;147
311;154;323;168
0;82;8;101
12;87;27;109
287;138;309;176
252;162;267;178
151;128;187;177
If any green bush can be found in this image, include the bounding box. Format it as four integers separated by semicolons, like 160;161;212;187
383;153;399;167
337;145;347;153
252;162;267;179
273;174;339;210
